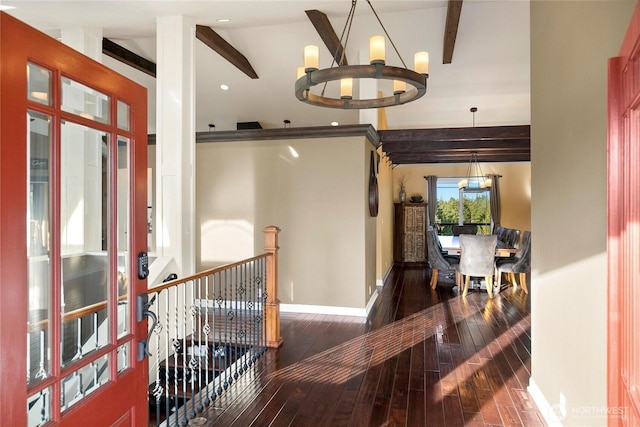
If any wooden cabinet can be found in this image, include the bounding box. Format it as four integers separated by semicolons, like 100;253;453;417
394;203;426;263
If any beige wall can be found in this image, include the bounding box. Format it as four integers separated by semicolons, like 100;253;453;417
191;135;377;312
530;1;634;425
392;162;531;234
376;148;395;285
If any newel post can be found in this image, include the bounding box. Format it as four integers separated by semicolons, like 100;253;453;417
263;225;283;348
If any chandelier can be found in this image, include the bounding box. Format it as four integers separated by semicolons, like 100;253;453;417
295;0;429;109
458;152;492;190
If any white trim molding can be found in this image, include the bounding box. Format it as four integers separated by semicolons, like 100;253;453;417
281;288;379;321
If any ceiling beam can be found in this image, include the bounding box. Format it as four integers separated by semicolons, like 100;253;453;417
305;9;348;66
102;38;156;77
379;125;530;143
443;0;463;64
195;25;259;79
379;125;530;164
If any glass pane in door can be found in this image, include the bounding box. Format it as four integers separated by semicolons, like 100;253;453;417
61;77;110;125
117;100;130;131
27;63;52;106
117;136;130;338
60;121;110;367
27;110;52;387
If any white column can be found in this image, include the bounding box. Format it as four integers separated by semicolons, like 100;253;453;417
358;48;378;129
60;27;103;63
155;16;196;277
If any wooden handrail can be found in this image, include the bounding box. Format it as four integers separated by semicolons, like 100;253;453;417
28;295;128;333
146;253;268;295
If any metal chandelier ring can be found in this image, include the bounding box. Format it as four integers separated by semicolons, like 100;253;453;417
295;63;428;109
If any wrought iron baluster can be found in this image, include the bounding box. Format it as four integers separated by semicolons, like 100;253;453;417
180;282;188;426
73;318;82;361
223;269;229;391
233;265;239;380
172;286;180;427
36;330;48;380
195;276;204;414
215;270;223;398
188;279;197;419
261;258;268;352
203;274;211;406
73;372;83;402
93;312;99;351
164;289;171;426
241;262;247;373
92;361;98;392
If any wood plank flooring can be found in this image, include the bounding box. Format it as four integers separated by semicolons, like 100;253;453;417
199;265;545;426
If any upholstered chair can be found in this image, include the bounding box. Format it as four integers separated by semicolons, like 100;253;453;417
426;229;459;289
455;234;498;298
495;231;531;293
505;228;521;249
452;224;478;236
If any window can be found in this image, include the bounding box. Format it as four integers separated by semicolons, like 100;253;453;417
435;177;491;234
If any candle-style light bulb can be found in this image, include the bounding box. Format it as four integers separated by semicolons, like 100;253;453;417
415;51;429;74
304;45;319;71
369;36;385;64
393;80;406;94
340;78;353;99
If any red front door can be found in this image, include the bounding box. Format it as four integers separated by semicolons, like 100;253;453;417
0;13;148;426
608;2;640;425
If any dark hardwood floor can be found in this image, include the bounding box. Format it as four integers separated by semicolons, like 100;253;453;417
200;265;545;426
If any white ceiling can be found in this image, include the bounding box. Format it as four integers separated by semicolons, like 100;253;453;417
4;0;530;132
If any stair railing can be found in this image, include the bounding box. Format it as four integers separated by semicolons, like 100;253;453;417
143;225;282;426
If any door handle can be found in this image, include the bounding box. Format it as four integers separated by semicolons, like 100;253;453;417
136;293;158;361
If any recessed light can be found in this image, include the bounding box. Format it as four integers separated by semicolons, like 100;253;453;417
220;84;229;91
216;18;231;23
331;121;339;126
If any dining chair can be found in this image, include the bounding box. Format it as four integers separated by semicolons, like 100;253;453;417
426;229;459;289
452;224;478;236
496;231;531;293
504;228;521;249
455;234;498;297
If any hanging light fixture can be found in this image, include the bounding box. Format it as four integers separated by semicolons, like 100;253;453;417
458;107;491;190
458;151;491;190
295;0;429;109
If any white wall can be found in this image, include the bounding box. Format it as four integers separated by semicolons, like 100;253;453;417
529;2;635;425
193;134;378;313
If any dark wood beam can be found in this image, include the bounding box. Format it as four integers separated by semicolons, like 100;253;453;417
443;0;463;64
379;125;530;164
195;25;259;79
379;125;530;143
102;38;156;77
305;9;348;65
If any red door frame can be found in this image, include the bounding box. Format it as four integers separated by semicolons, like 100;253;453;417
608;1;640;424
0;12;148;426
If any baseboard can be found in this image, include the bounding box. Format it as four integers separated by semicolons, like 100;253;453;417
376;263;393;288
365;288;379;316
528;377;561;426
280;303;368;320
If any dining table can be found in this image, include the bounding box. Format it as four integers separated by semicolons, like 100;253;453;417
438;235;517;258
